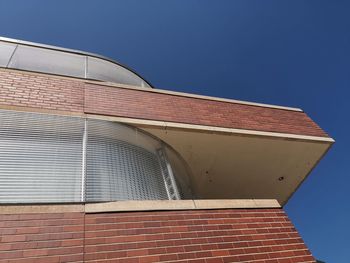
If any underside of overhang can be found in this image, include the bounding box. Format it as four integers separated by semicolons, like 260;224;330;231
136;124;332;206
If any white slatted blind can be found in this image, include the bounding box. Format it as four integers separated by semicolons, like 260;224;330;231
0;110;183;203
85;119;169;201
0;110;84;203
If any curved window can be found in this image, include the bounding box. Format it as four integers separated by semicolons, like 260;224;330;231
8;44;86;78
86;119;176;201
0;41;16;67
0;110;191;203
86;57;146;87
0;37;151;88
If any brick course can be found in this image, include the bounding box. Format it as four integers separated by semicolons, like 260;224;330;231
0;212;84;263
84;84;328;137
0;208;316;262
0;68;328;138
0;69;84;113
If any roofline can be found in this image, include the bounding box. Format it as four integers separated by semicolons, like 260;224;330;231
0;36;304;112
83;78;304;112
0;36;154;88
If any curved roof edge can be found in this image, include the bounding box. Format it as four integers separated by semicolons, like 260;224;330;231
0;36;153;88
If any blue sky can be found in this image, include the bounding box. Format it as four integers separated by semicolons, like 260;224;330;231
0;1;348;261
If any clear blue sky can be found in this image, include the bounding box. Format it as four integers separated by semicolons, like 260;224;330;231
0;1;348;261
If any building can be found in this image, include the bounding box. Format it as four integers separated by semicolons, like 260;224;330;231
0;36;333;262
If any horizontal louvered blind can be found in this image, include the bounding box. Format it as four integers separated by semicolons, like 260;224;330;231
0;109;184;203
85;119;169;201
0;110;84;203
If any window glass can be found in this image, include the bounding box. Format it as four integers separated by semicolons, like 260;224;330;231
86;119;169;201
0;110;190;203
0;42;16;67
87;57;149;87
0;110;84;203
0;40;151;87
8;44;85;78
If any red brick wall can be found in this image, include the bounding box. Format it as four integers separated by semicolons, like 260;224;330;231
85;209;316;263
84;84;327;138
0;212;84;263
0;69;84;113
0;68;328;138
0;208;316;262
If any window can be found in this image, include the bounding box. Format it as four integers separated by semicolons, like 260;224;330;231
0;110;191;203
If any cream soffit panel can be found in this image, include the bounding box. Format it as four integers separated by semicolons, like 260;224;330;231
141;125;332;206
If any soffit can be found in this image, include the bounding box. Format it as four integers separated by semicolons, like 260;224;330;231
140;126;332;206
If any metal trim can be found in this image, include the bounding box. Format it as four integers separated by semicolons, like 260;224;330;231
5;43;18;68
81;119;88;202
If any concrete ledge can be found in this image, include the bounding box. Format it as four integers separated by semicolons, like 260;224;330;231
0;199;281;214
193;199;281;209
0;204;84;214
85;200;195;213
85;199;281;213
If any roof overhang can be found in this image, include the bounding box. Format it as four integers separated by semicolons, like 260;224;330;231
90;116;333;206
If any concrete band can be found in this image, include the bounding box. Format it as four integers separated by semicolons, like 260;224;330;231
0;199;280;214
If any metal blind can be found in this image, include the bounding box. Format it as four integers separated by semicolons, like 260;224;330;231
85;119;169;201
0;110;84;203
0;110;182;203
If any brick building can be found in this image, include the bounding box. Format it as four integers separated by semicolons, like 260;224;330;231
0;36;333;262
